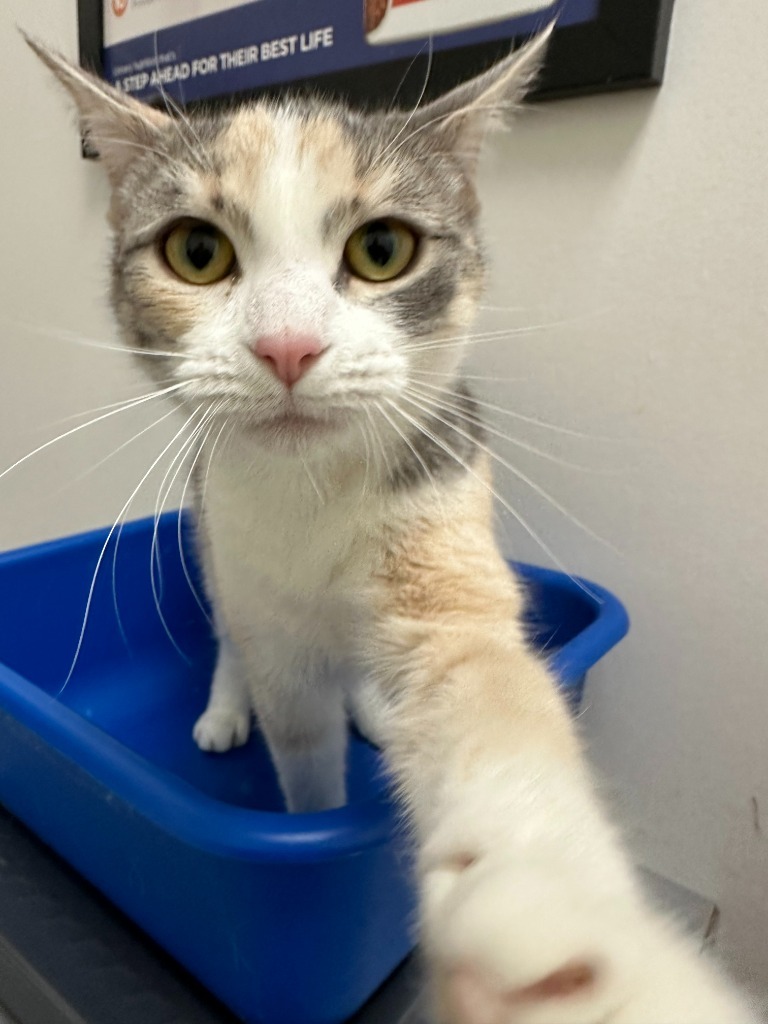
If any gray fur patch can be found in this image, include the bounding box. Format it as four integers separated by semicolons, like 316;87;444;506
387;381;485;492
386;263;458;334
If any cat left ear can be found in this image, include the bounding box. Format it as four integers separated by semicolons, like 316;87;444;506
23;34;171;186
410;22;554;170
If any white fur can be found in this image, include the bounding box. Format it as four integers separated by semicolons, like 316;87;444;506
421;767;758;1022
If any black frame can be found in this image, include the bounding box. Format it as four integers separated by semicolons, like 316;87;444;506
78;0;675;109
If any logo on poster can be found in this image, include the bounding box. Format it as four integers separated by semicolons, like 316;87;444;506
111;0;128;16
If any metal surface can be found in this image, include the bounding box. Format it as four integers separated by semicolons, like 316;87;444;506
0;803;715;1024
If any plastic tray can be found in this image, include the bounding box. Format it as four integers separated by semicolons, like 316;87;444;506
0;513;628;1024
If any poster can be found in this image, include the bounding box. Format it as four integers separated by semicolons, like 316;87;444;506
80;0;674;107
98;0;597;104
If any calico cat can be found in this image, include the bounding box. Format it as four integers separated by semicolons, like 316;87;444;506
28;31;759;1024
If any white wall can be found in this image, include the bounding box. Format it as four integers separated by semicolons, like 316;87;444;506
0;5;184;551
2;0;768;1006
478;0;768;1002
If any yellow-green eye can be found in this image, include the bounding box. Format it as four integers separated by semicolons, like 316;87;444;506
163;220;236;285
344;218;417;282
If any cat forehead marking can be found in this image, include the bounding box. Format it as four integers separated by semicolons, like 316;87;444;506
216;107;362;223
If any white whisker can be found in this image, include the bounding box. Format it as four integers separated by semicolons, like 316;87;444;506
402;321;566;354
200;416;233;513
377;34;434;163
357;416;374;501
0;380;191;485
152;30;212;173
374;400;447;519
385;397;602;601
299;444;325;504
51;380;187;428
54;406;178;496
410;368;527;384
403;386;611;471
363;405;394;484
399;391;620;557
409;375;608;438
58;408;204;695
176;407;222;627
8;320;189;360
150;405;214;645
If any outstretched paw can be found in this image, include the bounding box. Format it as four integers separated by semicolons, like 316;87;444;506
444;961;597;1024
193;707;251;753
422;848;757;1024
424;857;623;1024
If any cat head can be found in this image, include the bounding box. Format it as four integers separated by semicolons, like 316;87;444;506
28;31;550;468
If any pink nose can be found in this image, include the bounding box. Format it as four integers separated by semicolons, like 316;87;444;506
251;333;325;388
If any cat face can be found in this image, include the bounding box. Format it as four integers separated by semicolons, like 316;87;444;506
28;32;550;463
109;100;485;455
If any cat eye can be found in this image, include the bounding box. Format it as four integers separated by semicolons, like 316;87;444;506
344;219;417;283
162;220;236;285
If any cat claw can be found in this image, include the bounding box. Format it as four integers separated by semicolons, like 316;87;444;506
193;707;251;752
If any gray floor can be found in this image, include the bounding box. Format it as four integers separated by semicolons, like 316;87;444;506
0;800;716;1024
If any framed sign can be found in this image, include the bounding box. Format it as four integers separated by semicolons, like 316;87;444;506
77;0;675;109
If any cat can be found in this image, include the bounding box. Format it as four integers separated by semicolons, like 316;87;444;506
28;30;760;1024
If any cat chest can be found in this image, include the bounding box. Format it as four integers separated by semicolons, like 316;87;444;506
202;466;381;628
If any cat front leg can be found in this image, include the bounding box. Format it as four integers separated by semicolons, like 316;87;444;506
193;636;252;752
238;644;349;813
369;489;756;1024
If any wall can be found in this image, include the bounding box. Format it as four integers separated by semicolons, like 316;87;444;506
1;0;767;1006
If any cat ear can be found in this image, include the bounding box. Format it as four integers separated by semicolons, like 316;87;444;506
410;23;554;169
23;35;170;186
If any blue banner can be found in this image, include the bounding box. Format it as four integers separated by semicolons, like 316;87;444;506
102;0;599;104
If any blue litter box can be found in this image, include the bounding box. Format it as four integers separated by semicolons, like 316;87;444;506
0;513;628;1024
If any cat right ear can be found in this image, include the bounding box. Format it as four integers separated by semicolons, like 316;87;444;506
408;23;554;171
23;34;170;186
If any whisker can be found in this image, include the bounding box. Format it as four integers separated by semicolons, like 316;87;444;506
385;101;512;160
95;134;180;165
374;400;447;518
363;405;395;484
149;406;216;661
410;368;527;384
299;444;325;504
403;386;614;465
0;381;192;485
478;303;527;314
176;407;222;627
403;321;570;354
199;416;233;513
152;31;212;173
9;320;189;360
110;405;204;665
150;405;212;617
54;406;178;496
411;377;617;440
59;409;203;695
51;380;187;428
385;398;601;601
377;34;433;163
388;40;431;111
400;392;620;556
357;416;373;501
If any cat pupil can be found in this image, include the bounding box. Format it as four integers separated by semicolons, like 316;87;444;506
364;222;395;267
186;228;217;270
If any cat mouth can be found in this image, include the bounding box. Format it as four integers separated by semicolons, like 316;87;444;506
253;409;345;441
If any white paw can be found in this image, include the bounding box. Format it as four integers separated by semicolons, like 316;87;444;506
422;854;756;1024
193;707;251;753
423;856;631;1024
